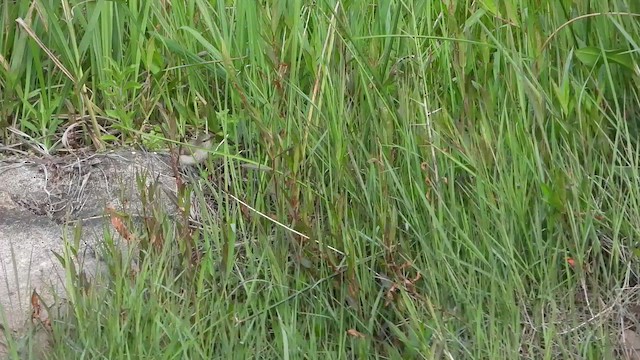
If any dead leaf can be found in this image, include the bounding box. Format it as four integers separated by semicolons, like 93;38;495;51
143;215;164;250
348;270;359;299
30;289;51;329
106;206;135;242
31;289;41;321
129;268;138;281
385;283;399;306
347;329;366;339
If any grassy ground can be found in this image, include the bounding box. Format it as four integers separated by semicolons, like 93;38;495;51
2;0;640;358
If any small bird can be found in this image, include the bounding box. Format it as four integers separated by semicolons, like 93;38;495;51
178;133;214;166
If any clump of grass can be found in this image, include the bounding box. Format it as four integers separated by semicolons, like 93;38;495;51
2;0;640;358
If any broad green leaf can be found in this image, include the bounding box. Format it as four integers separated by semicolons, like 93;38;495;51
576;46;636;72
504;2;520;27
464;9;487;33
480;0;498;17
575;47;601;68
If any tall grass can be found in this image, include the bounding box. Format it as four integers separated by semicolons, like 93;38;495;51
2;0;640;358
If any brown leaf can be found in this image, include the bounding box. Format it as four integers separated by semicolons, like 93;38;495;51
385;283;399;306
347;329;366;339
129;268;138;281
404;272;422;293
106;206;135;242
143;216;164;250
31;289;41;320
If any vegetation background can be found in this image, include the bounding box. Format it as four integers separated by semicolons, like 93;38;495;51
2;0;640;358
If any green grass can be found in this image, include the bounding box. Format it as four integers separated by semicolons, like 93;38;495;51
2;0;640;358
